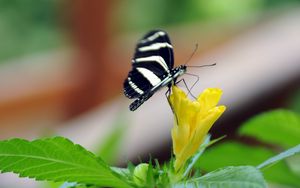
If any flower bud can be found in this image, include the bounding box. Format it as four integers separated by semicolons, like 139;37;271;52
133;163;149;186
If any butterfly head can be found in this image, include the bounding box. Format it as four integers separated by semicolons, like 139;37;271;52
179;64;187;71
173;65;187;77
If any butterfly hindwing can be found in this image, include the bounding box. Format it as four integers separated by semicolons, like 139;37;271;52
124;68;153;99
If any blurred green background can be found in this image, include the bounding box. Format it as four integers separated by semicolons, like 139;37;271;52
0;0;300;188
0;0;64;63
2;0;300;63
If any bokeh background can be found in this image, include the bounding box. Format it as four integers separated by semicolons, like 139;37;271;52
0;0;300;187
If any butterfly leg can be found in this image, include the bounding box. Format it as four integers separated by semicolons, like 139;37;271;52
165;86;171;98
175;78;197;99
185;72;200;96
165;86;179;125
165;87;173;112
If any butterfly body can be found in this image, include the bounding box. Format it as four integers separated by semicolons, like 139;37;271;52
124;30;186;111
128;65;186;111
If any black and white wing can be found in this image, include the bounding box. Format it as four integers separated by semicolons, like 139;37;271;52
123;30;174;99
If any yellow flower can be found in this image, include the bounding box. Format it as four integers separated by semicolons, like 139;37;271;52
169;86;226;171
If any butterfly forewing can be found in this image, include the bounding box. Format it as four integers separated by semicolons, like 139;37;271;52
134;30;174;69
124;30;174;99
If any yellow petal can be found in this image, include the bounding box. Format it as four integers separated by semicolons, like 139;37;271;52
169;86;226;172
170;86;199;126
198;88;223;114
171;121;190;154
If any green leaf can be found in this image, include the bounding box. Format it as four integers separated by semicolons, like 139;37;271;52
59;182;77;188
96;113;128;164
288;88;300;114
286;155;300;176
61;183;98;188
174;166;266;188
196;142;300;187
196;142;273;169
239;109;300;148
42;181;65;188
183;135;211;177
257;144;300;169
0;137;131;188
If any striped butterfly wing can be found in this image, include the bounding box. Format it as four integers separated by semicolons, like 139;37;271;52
124;30;174;99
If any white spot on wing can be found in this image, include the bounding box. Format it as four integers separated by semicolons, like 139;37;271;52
140;31;166;43
136;67;161;86
134;56;170;73
138;42;172;52
128;77;144;95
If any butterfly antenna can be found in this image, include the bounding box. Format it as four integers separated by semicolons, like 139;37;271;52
184;43;198;66
187;63;217;68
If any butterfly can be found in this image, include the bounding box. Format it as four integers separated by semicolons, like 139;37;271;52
123;30;187;111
